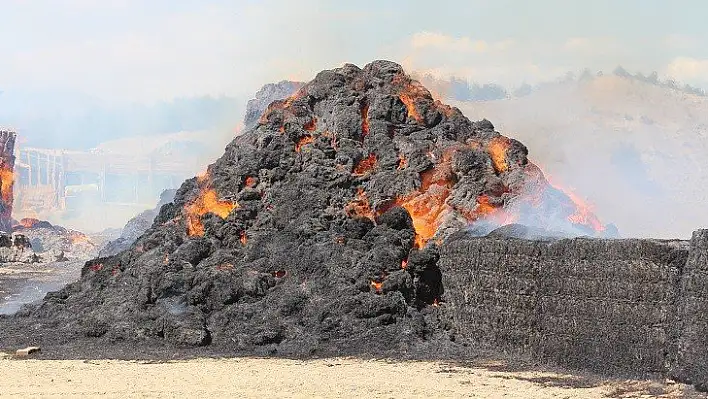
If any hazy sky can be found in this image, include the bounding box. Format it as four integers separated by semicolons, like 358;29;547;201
2;0;708;102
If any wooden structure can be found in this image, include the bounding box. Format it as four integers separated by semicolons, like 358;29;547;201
14;146;202;215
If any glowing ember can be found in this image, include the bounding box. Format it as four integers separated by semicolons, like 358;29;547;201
259;89;306;125
475;195;497;216
353;153;377;175
394;77;428;124
185;187;239;237
401;258;408;269
397;154;408;170
345;188;374;220
361;104;370;136
69;231;93;245
295;135;315;152
216;263;234;271
370;280;383;294
271;270;287;278
245;176;258;187
240;231;248;245
304;117;317;132
487;137;512;173
347;149;459;249
19;218;40;228
397;185;450;249
89;263;103;272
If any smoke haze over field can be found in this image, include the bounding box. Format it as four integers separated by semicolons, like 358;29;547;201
454;75;708;239
2;0;708;236
4;0;708;104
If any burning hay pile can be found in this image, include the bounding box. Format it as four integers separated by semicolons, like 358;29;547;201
11;218;99;261
9;61;610;355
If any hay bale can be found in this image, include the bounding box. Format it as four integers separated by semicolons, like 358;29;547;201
440;235;687;374
672;229;708;390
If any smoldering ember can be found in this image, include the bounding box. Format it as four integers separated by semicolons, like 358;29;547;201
1;60;708;392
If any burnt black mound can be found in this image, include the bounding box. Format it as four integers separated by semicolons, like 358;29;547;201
0;60;606;358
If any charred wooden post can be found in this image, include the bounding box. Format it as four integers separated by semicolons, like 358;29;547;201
0;129;17;232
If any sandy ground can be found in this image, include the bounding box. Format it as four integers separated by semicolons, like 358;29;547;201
0;355;702;398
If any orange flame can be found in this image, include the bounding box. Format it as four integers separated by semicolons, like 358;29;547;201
395;152;458;248
353;153;377;176
295;135;314;152
396;186;450;249
487;137;512;173
435;100;456;118
394;75;428;124
361;104;370;136
475;195;497;216
185;188;239;237
553;184;604;231
401;258;408;269
240;231;248;245
370;280;383;294
0;167;13;208
19;218;40;228
345;148;460;249
540;168;605;233
466;195;517;226
399;92;423;123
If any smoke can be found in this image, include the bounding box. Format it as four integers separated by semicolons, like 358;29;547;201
452;74;708;239
0;281;62;315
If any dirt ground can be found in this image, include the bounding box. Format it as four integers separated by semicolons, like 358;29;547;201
0;355;703;398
